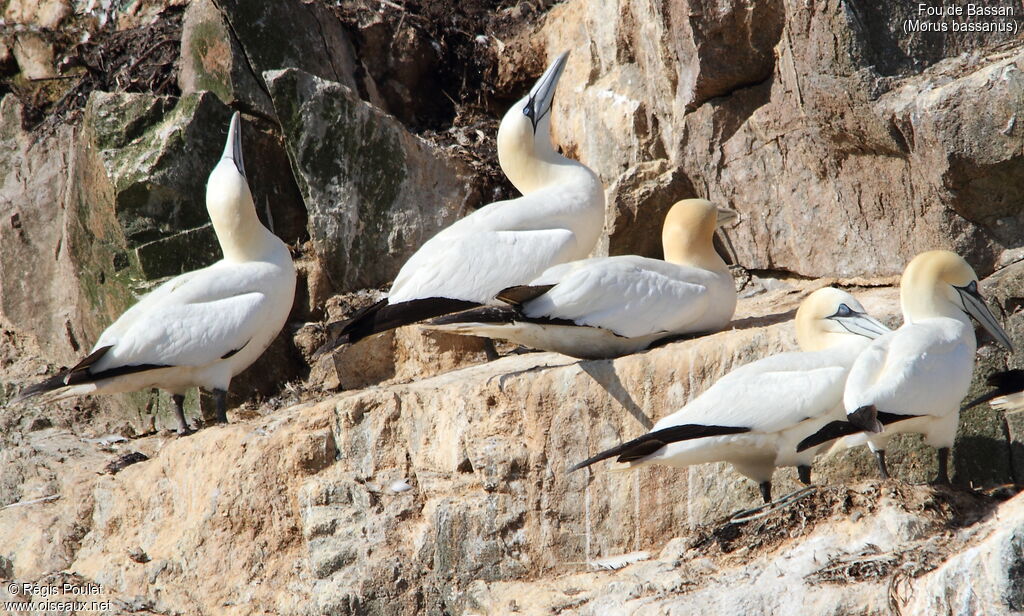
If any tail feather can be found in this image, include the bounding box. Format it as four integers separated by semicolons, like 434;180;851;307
568;423;751;473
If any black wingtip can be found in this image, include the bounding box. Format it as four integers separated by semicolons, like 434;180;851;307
496;284;555;306
848;405;883;433
332;297;484;344
962;391;1001;411
430;305;520;327
963;369;1024;410
569;424;751;473
796;420;861;452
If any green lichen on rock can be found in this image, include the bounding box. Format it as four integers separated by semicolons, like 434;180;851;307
266;67;468;294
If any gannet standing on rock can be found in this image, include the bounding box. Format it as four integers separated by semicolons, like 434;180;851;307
316;51;605;354
798;251;1013;484
15;113;297;435
425;199;738;359
569;287;890;503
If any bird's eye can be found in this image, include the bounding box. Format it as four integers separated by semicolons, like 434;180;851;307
967;281;978;294
834;304;853;318
523;104;533;117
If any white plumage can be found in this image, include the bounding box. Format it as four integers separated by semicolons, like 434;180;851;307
822;250;1013;483
425;199;738;359
570;287;890;503
16;113;296;434
320;51;605;349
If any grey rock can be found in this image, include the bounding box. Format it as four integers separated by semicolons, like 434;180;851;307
265;68;472;295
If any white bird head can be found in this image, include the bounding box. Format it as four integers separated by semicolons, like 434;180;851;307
496;51;570;193
796;287;890;352
206;112;262;262
900;250;1013;351
661;199;737;270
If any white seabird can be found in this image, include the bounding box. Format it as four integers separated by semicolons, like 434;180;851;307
15;113;297;434
423;199;739;359
569;287;890;503
317;51;605;352
798;250;1013;484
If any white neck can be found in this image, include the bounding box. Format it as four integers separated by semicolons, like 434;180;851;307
497;110;593;195
207;163;275;263
901;284;967;324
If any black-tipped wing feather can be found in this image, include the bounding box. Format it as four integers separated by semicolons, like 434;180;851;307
569;424;751;473
496;284;556;306
796;411;924;452
429;305;579;329
16;345;169;403
315;297;483;356
963;369;1024;410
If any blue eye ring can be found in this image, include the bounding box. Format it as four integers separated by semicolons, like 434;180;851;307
833;304;853;318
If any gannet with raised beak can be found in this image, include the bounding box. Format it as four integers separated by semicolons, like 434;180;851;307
316;51;605;353
570;287;890;503
15;113;297;434
798;250;1013;484
425;199;738;359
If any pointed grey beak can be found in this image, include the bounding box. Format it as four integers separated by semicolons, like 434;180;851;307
524;51;569;132
833;312;891;340
221;111;245;178
957;284;1014;352
715;207;740;228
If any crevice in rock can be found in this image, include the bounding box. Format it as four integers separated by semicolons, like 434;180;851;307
685;72;774;115
209;0;274;109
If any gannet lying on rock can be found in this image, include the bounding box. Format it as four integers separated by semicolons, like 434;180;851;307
798;251;1013;484
316;51;605;354
570;287;889;503
424;199;738;359
15;113;297;435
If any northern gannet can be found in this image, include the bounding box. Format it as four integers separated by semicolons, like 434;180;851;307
798;251;1013;484
15;113;297;434
569;287;889;503
316;51;605;353
423;199;738;359
964;369;1024;412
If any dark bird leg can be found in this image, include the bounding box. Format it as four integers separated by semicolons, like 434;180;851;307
933;447;951;485
482;338;500;362
797;465;812;486
874;449;890;479
213;389;229;424
759;481;772;504
172;394;192;436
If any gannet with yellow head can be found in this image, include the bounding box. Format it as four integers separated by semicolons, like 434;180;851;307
425;199;739;359
317;51;605;352
799;250;1013;484
15;113;297;434
569;287;889;504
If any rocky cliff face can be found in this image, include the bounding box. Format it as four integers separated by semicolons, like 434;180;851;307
0;0;1023;614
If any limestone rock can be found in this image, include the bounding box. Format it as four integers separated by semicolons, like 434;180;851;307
11;34;55;80
178;0;274;118
214;0;360;97
265;68;472;295
528;0;1024;277
2;282;1023;615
